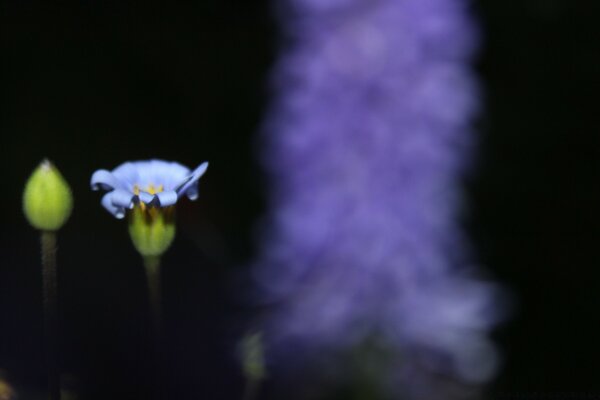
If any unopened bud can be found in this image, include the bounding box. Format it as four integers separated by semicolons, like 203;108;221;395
23;160;73;231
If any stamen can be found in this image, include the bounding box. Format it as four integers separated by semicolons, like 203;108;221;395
132;183;166;211
133;183;165;197
145;184;164;195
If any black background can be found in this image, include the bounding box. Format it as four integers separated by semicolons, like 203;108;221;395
0;0;599;398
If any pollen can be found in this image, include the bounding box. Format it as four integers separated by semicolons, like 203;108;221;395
133;184;164;196
147;184;164;195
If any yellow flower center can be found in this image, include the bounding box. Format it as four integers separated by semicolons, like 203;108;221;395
133;183;164;195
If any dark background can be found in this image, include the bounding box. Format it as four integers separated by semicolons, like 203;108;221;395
0;0;598;398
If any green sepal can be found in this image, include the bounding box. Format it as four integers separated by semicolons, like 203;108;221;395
128;206;175;257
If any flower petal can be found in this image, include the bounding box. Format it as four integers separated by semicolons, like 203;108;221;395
177;162;209;198
150;160;190;190
185;185;199;200
138;192;154;204
113;160;190;190
91;170;122;191
101;193;126;219
110;189;135;209
111;162;140;186
93;160;208;216
156;190;178;207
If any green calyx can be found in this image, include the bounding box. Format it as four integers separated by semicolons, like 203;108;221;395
23;159;73;231
128;205;175;257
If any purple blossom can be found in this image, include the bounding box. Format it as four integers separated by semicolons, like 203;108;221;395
91;160;208;218
252;0;505;394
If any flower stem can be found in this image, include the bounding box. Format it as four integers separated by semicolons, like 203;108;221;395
143;256;162;337
242;378;260;400
41;231;60;400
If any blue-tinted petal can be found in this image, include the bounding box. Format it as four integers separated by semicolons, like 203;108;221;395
91;170;122;191
111;162;140;187
93;160;207;213
138;192;154;204
115;160;189;190
101;193;126;219
177;162;209;197
156;190;178;207
152;160;190;190
110;189;135;209
185;185;199;200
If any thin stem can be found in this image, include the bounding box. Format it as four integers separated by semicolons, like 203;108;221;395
242;378;260;400
41;231;59;400
143;256;162;337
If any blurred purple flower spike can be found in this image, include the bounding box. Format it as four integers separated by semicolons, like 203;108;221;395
253;0;506;395
91;160;208;218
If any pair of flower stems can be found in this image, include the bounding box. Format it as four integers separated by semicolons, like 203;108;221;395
23;159;208;399
37;231;163;400
24;159;263;400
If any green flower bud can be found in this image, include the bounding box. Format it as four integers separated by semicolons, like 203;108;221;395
23;160;73;231
128;206;175;257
